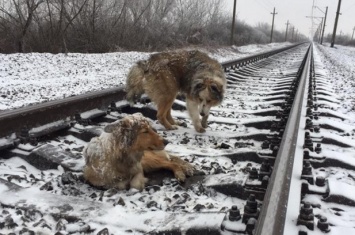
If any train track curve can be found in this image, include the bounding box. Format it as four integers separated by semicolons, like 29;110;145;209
1;43;354;235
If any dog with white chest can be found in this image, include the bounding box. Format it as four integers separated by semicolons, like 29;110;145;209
83;113;194;190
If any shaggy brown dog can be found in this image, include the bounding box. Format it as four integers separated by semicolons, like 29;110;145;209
125;50;226;133
83;113;194;190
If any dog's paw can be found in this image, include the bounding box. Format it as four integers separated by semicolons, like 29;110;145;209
201;117;208;128
183;164;195;177
179;161;194;177
174;171;187;182
166;125;179;130
201;122;208;128
170;156;195;181
130;176;147;191
168;118;179;126
174;166;194;182
195;126;206;133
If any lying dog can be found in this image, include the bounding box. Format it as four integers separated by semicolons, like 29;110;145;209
125;50;226;133
83;113;194;190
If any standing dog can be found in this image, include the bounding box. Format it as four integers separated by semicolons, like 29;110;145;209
125;50;226;133
83;113;194;190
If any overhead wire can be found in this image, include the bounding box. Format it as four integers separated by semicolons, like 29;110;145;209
253;0;272;13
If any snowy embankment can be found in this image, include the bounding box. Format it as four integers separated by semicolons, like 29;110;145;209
315;43;355;120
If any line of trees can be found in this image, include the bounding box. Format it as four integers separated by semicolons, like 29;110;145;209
321;34;355;47
0;0;306;53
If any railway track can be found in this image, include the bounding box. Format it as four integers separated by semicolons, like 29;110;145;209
0;43;354;235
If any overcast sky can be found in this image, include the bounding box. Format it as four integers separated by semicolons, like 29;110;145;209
224;0;355;39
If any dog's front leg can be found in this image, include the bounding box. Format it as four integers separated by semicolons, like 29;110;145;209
200;104;211;128
130;172;147;191
186;98;205;133
130;165;147;191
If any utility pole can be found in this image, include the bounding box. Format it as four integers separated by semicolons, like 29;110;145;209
318;18;323;43
313;5;328;44
331;0;342;47
352;27;355;40
230;0;237;45
320;6;328;44
314;24;318;41
291;26;295;41
311;0;315;38
270;7;277;43
285;20;290;41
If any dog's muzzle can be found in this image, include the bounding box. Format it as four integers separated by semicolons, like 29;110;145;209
163;139;170;146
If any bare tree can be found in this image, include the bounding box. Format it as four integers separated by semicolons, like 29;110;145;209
0;0;44;52
0;0;307;53
51;0;89;53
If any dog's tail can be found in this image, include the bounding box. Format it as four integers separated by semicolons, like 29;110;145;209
125;60;148;104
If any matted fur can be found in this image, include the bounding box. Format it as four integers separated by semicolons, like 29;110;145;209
83;113;194;190
125;50;227;133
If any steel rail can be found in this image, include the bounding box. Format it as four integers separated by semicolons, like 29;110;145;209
222;42;306;70
0;87;126;137
254;44;312;235
0;43;307;138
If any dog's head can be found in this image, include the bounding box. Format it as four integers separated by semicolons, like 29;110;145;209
190;69;226;115
104;113;168;151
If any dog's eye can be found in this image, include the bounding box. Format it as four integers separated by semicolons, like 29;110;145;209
141;129;149;134
210;84;219;94
206;99;211;104
195;83;204;90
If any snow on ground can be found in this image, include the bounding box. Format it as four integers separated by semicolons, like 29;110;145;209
0;42;291;111
1;42;355;234
315;43;355;120
312;42;355;174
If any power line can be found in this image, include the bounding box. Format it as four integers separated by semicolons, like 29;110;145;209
263;0;275;9
254;0;272;13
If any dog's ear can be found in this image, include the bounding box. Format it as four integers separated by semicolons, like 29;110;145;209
197;64;209;70
104;120;122;133
104;123;115;133
106;114;148;149
137;60;149;72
